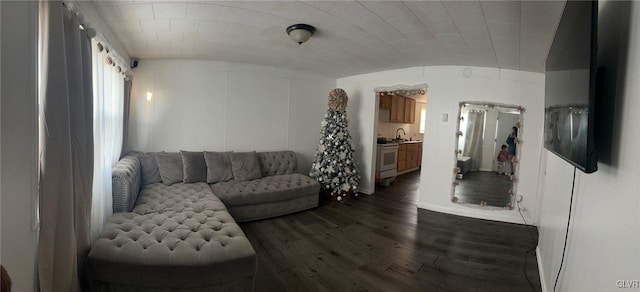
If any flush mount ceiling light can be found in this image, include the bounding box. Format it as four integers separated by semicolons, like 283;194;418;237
286;24;316;45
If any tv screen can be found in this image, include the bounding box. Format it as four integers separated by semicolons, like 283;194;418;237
544;0;598;173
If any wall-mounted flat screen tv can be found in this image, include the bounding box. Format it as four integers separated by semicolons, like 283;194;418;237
544;0;598;173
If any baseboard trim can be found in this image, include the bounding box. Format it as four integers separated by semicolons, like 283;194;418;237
397;167;420;176
416;202;535;225
536;246;548;292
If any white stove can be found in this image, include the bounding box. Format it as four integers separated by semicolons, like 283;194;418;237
376;143;398;182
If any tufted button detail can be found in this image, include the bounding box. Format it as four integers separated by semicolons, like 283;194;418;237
93;158;321;284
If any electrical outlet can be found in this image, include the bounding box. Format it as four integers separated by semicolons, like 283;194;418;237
516;195;523;202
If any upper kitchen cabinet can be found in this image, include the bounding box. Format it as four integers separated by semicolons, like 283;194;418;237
380;95;391;110
380;94;416;124
405;98;416;124
390;94;405;123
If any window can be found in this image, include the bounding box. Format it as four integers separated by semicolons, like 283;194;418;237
419;107;426;134
91;39;125;239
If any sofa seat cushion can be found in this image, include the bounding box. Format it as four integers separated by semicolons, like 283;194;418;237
210;173;320;207
133;182;226;215
88;211;256;288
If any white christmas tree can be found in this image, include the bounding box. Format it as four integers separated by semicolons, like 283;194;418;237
310;89;360;201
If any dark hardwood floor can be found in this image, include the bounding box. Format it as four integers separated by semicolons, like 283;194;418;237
240;171;541;292
455;171;513;207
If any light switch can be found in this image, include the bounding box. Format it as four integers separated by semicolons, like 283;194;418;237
442;114;448;122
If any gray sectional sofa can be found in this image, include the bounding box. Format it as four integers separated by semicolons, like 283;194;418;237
87;151;320;291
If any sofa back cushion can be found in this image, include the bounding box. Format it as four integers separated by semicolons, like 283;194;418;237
112;152;142;213
155;152;184;185
204;151;234;184
181;151;207;183
229;152;262;181
139;152;162;185
256;151;298;177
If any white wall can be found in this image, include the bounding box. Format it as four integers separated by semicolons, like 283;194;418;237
338;66;544;224
1;1;39;290
128;59;336;173
536;1;640;291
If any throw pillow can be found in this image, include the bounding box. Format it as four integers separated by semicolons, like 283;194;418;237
155;152;184;185
203;151;234;184
180;151;207;183
139;152;162;185
229;151;262;182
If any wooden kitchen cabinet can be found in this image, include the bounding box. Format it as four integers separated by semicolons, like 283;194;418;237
390;95;405;123
397;142;422;174
405;143;419;169
379;95;391;110
382;94;416;124
397;144;407;172
405;98;416;124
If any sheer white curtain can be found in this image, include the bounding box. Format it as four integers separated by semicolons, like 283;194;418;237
90;39;124;240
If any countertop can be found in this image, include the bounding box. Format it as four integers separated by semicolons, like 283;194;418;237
378;137;422;144
398;140;422;144
377;138;422;145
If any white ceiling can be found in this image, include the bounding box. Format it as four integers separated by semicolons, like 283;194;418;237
94;0;566;78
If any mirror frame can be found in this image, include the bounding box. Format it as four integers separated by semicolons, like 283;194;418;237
451;101;525;210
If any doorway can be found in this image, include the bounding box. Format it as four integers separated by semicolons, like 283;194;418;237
372;84;428;194
493;112;520;173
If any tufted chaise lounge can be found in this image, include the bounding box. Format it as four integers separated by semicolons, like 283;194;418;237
87;151;320;291
215;151;320;222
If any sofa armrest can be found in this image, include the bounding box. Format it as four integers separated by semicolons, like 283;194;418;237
112;152;142;213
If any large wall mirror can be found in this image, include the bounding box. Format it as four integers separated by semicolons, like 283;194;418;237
452;102;525;209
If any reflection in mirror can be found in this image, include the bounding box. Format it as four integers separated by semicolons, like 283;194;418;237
452;102;524;209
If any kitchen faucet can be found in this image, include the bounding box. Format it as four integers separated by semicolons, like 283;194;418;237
396;128;406;140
